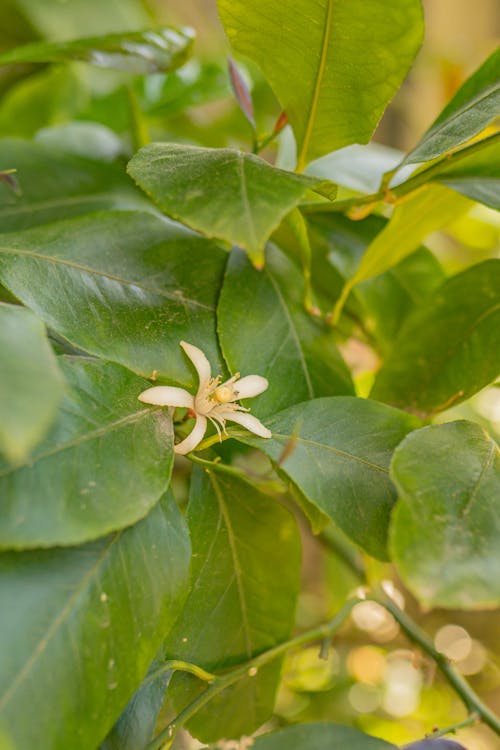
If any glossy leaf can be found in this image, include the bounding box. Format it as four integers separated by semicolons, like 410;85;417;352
0;357;174;549
10;0;151;40
432;135;500;210
127;142;330;267
0;139;152;233
346;185;471;286
0;303;64;463
309;213;445;354
0;67;87;140
391;421;500;609
0;210;227;386
164;467;301;742
35;122;126;162
217;0;423;169
218;246;354;418
0;493;190;750
371;260;500;416
100;656;172;750
242;722;397;750
403;47;500;165
0;27;194;74
235;397;420;559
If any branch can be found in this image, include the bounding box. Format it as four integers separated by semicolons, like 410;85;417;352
371;592;500;736
303;130;500;216
146;598;360;750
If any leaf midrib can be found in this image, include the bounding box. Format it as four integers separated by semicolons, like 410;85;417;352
0;533;121;712
461;440;497;516
266;268;314;399
210;473;253;658
0;246;212;311
296;0;333;170
264;432;389;474
0;190;136;218
0;407;163;479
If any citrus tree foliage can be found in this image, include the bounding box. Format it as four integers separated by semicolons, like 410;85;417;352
0;1;499;749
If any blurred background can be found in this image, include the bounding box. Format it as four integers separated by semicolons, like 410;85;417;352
0;1;499;748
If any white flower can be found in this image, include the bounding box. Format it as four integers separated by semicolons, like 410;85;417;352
138;341;272;455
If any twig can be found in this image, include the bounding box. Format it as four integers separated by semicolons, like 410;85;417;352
145;598;360;750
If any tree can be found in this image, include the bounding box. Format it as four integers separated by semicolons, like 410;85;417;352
0;1;499;749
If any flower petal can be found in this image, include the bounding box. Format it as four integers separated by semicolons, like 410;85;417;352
226;411;272;439
174;414;207;455
138;385;194;408
180;341;211;385
234;374;269;400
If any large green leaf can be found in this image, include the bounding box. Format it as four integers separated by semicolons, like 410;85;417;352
0;139;152;233
218;246;354;418
239;722;397;750
0;27;194;74
0;302;64;464
432;136;500;210
371;260;500;416
164;467;301;742
0;210;227;385
0;357;174;549
390;421;500;609
127;143;329;267
0;493;190;750
236;397;420;559
217;0;423;169
402;47;500;165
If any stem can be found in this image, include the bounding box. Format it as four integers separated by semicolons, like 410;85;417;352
303;130;500;216
194;433;231;452
146;598;360;750
143;660;216;689
429;713;480;739
371;593;500;735
126;85;150;152
187;452;251;481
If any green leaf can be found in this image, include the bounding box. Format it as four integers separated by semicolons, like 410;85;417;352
371;260;500;416
0;302;64;464
0;357;174;549
217;0;423;169
11;0;151;40
127;143;330;267
432;135;500;210
0;139;152;233
100;656;172;750
164;467;301;742
235;397;420;559
403;47;500;165
329;185;471;324
0;66;88;140
0;493;190;750
309;213;445;354
0;27;194;74
390;421;500;609
0;210;227;386
218;246;354;418
345;185;470;286
236;722;397;750
35;122;126;162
